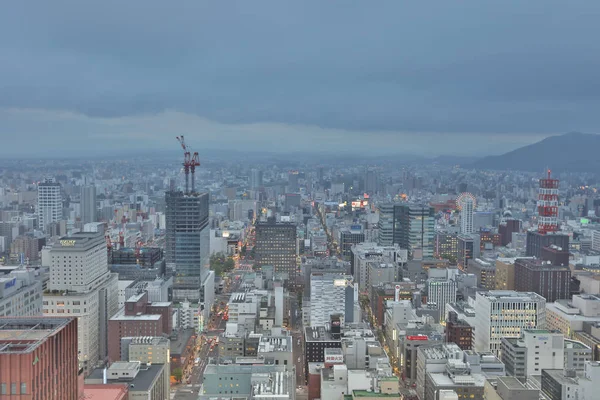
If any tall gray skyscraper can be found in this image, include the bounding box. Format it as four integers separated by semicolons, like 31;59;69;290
37;178;62;232
250;168;263;189
287;171;299;193
165;191;210;302
377;203;435;259
255;221;297;282
81;185;97;224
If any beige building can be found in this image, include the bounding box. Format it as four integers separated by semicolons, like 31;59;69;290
495;259;516;290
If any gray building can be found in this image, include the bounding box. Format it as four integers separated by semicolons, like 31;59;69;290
255;221;297;283
165;191;210;302
80;185;97;224
377;203;435;259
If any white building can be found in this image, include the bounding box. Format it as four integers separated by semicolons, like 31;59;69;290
310;272;352;326
0;268;43;317
427;279;457;323
473;291;546;356
501;329;564;377
546;294;600;337
37;178;62;232
43;232;119;372
460;196;474;235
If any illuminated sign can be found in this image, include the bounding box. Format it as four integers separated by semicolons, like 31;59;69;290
4;278;17;289
60;240;77;247
324;355;344;363
407;335;428;341
333;279;347;287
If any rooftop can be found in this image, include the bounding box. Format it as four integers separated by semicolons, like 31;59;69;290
477;290;546;301
352;390;403;397
82;384;128;400
0;317;73;353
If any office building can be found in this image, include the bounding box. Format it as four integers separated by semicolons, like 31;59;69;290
495;259;517;290
541;361;599;400
526;231;569;258
434;232;459;261
501;329;564;378
108;292;172;362
426;279;457;324
0;317;78;399
288;170;299;193
165;190;210;303
445;311;473;350
80;185;97;224
457;235;479;271
473;291;546;356
37;178;62;232
9;234;44;262
43;232;119;371
351;242;406;291
309;272;354;326
0;268;42;317
86;361;168;400
255;221;297;282
499;219;522;246
339;228;365;259
546;294;600;338
377;203;435;259
121;336;171;394
468;258;496;289
515;258;571;303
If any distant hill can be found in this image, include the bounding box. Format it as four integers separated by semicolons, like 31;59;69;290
470;132;600;172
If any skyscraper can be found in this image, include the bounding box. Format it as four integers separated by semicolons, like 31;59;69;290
255;221;297;282
37;178;62;232
165;191;210;302
397;203;435;259
427;278;457;323
309;272;354;326
80;184;97;224
250;168;263;189
460;197;474;235
288;170;299;193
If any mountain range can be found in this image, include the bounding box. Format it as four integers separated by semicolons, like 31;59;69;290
470;132;600;173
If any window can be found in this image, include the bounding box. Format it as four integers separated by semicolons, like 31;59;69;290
1;383;6;395
10;383;16;395
20;383;26;394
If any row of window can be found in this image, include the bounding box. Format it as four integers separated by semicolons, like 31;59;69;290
0;383;27;395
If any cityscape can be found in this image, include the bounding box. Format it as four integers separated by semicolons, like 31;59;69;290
2;2;600;400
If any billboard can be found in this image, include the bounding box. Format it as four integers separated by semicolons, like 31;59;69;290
324;354;344;364
407;335;428;341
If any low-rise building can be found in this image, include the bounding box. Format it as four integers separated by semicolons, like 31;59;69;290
86;361;168;400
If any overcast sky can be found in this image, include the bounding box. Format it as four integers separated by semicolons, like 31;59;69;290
1;1;599;157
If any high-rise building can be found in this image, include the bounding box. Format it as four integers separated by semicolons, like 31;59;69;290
0;317;79;399
473;290;546;357
43;232;119;372
364;168;379;195
515;258;571;303
81;185;97;224
250;168;263;189
526;231;569;258
288;170;299;193
339;228;365;258
0;269;43;317
37;178;62;232
435;232;459;261
457;235;479;271
501;329;564;378
499;219;522;246
445;311;473;350
468;258;496;290
309;272;355;326
165;191;210;302
378;204;435;259
255;221;297;282
458;194;475;235
427;278;457;324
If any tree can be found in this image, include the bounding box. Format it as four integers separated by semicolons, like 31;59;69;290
210;253;236;276
172;367;183;383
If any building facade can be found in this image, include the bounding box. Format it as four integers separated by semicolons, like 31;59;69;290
37;178;62;232
0;269;42;318
165;191;210;303
80;185;97;224
255;221;297;282
515;259;571;303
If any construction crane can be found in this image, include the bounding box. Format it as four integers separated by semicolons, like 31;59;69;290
176;136;200;194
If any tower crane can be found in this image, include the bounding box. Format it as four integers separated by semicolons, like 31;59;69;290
176;136;200;194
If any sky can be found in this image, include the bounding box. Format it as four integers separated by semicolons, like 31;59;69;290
1;1;599;157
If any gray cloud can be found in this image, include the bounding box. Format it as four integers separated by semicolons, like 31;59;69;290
1;1;599;155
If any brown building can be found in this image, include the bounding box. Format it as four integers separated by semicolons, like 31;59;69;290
541;244;570;266
479;230;501;250
9;235;45;262
445;311;473;350
495;259;516;290
499;219;521;246
525;231;569;258
514;258;571;303
107;292;172;362
0;317;78;399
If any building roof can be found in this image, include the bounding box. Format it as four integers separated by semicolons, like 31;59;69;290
82;385;128;400
170;328;194;356
0;317;73;353
352;390;402;397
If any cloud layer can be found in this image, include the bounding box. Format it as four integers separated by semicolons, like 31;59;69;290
1;1;599;156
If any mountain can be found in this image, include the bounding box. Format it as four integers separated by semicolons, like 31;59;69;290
470;132;600;172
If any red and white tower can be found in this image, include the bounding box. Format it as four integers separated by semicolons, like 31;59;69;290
537;169;559;234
